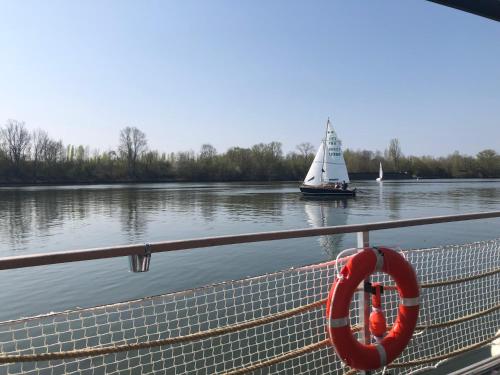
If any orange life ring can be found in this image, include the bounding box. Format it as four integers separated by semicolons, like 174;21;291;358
326;247;420;370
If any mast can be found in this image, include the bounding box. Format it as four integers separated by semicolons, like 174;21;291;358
322;118;329;184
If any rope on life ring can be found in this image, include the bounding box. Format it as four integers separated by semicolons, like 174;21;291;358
326;247;420;371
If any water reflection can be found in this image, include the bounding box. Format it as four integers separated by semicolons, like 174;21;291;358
0;185;292;253
0;191;34;249
199;191;217;221
221;192;286;223
1;181;500;257
477;188;499;204
120;189;148;240
385;184;402;220
303;198;349;257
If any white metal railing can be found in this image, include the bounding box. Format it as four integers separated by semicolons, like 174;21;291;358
0;211;499;271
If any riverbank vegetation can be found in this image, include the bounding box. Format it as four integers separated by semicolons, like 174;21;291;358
0;120;499;184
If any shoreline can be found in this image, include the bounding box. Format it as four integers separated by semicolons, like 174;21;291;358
1;177;499;188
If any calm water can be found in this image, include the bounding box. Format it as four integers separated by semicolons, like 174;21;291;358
0;180;499;321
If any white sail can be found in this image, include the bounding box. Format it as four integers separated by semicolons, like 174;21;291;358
376;162;383;181
303;120;350;185
303;142;326;185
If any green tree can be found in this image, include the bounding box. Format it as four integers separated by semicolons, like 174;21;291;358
476;149;500;178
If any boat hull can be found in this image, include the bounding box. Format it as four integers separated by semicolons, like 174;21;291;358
300;185;356;196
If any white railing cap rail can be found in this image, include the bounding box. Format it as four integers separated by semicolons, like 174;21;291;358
1;211;500;271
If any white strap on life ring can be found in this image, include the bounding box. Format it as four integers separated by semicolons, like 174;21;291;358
327;317;349;328
401;297;420;307
370;247;384;272
375;343;387;366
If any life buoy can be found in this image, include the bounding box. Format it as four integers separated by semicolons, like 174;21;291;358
326;247;419;370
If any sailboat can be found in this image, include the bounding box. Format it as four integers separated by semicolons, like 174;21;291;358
299;118;356;196
376;162;383;182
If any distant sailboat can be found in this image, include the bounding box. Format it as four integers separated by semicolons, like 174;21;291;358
376;162;383;182
300;118;356;196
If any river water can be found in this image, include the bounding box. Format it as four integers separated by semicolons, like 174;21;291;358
0;180;499;321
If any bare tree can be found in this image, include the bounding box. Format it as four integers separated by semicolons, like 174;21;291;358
44;139;64;164
199;144;217;159
269;141;283;159
296;142;315;170
296;142;315;158
119;126;148;176
31;129;49;179
32;129;49;162
1;119;31;170
387;138;402;171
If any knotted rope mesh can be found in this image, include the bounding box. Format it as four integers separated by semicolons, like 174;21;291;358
0;239;499;374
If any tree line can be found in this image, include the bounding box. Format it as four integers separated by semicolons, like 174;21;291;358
0;120;499;184
345;138;500;179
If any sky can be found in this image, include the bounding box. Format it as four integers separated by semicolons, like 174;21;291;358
0;0;499;157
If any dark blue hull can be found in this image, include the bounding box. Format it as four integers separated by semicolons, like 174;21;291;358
299;185;356;196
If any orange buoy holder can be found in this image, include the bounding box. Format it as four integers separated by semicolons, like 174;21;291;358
367;282;386;342
326;247;420;371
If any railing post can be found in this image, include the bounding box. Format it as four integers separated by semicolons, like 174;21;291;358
357;231;371;375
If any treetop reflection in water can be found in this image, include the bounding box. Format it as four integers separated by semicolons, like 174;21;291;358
0;183;294;253
1;180;500;255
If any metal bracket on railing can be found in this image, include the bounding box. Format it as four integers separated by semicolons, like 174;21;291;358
129;243;152;273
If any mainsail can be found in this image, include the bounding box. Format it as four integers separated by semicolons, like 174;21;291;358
379;162;383;180
303;119;350;185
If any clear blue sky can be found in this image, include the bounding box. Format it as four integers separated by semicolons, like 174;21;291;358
1;0;499;156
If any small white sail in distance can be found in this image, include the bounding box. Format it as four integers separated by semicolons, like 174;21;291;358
303;119;350;186
376;162;383;182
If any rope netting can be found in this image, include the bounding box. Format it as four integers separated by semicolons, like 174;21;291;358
0;238;499;374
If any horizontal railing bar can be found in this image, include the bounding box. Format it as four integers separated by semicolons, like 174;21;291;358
1;211;499;271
